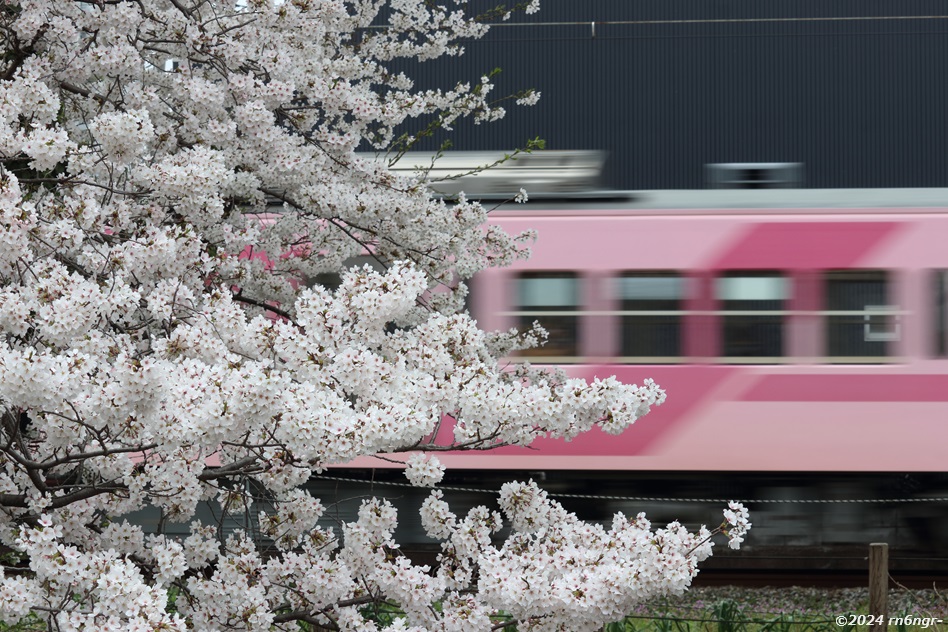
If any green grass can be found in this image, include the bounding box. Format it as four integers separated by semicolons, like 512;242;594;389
603;588;948;632
603;611;946;632
4;586;947;631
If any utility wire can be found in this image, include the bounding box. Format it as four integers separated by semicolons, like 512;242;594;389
489;15;948;27
314;475;948;505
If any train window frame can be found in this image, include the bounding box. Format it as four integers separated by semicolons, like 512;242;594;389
616;271;686;363
824;270;899;363
513;271;581;361
935;270;948;357
716;271;789;363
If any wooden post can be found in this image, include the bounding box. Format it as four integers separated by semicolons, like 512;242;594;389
869;543;889;630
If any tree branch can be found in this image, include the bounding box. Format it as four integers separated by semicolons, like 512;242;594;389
230;288;295;322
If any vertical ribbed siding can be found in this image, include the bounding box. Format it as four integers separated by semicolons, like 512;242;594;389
396;1;948;189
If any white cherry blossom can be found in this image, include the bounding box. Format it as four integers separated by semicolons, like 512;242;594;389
404;453;446;487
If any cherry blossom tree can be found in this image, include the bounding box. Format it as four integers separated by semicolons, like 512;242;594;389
0;0;749;630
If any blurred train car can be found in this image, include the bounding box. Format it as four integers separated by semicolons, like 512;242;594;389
332;184;948;580
468;188;948;475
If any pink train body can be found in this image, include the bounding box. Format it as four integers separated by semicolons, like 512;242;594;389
428;189;948;473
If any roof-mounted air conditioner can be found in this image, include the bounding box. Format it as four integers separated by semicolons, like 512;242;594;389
706;162;804;189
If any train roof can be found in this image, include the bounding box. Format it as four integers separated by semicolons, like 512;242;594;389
491;188;948;213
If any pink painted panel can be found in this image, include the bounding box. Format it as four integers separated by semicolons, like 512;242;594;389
580;270;618;357
709;222;901;270
787;270;823;357
683;272;718;357
897;270;926;359
492;216;742;271
865;216;948;269
469;269;512;332
739;373;948;402
655;400;948;471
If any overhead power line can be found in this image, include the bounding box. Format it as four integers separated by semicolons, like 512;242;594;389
315;475;948;505
489;15;948;27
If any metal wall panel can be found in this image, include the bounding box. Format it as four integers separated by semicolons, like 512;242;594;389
393;1;948;189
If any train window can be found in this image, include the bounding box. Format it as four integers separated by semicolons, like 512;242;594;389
618;272;683;359
516;272;579;358
717;272;787;359
935;270;948;356
825;271;895;359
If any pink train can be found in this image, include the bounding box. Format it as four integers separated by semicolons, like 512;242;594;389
425;188;948;476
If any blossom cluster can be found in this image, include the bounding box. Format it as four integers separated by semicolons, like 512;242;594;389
0;0;749;629
724;501;753;549
404;453;446;487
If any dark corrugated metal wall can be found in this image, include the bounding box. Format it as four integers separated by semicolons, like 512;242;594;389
396;0;948;189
